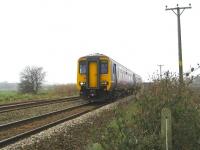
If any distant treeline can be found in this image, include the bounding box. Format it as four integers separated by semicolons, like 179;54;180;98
0;82;18;91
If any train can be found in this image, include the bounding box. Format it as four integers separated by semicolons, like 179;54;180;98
77;53;142;100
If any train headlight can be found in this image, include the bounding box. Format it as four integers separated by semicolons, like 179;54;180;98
80;82;86;86
101;81;108;85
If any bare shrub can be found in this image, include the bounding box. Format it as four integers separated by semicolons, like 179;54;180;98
50;84;78;97
18;66;46;94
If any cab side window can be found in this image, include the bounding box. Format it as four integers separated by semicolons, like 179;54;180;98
113;64;116;74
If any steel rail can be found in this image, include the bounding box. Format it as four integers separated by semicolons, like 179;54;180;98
0;96;80;113
0;96;79;108
0;98;56;107
0;101;89;130
0;103;104;148
0;100;44;107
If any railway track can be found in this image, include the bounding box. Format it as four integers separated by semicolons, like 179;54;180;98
0;100;104;148
0;96;80;114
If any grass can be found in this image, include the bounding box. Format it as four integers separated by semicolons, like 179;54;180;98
0;84;79;104
0;91;52;104
0;91;22;103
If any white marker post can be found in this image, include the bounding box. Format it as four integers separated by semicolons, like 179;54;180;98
161;108;172;150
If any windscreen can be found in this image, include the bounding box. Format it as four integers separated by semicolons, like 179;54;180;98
100;61;108;74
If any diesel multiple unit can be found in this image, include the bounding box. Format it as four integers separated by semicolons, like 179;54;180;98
77;53;142;99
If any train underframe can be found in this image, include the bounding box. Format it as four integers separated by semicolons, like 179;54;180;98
80;86;134;102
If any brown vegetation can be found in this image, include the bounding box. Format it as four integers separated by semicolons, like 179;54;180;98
49;84;78;97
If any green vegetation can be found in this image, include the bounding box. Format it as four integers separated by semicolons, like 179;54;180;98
88;73;200;149
0;84;78;104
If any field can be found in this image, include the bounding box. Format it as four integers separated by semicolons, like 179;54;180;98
0;84;78;104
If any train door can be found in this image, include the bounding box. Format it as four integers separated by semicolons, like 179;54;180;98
89;61;98;88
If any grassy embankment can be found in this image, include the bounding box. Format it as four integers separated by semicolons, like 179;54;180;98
0;84;78;104
88;74;200;150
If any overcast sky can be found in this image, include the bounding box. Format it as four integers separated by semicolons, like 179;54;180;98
0;0;199;84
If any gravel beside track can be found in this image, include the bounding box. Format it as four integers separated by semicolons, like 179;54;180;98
2;95;134;150
0;102;92;141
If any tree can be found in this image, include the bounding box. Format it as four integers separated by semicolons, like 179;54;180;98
18;66;46;94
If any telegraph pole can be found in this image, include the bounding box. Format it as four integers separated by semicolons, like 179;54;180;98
158;64;164;79
165;4;191;89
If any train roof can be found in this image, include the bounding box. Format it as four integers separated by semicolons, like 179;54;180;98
78;53;142;80
78;53;108;60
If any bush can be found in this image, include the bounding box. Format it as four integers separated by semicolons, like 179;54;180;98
88;72;200;149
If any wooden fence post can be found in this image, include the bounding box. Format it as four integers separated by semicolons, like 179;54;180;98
161;108;172;150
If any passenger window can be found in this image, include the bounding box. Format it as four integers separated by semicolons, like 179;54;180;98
113;64;116;74
100;61;108;74
79;61;86;74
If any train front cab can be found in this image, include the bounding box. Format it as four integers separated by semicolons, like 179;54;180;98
77;55;112;99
